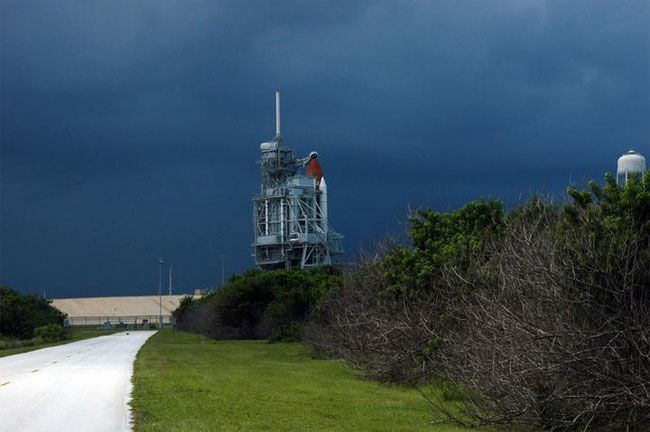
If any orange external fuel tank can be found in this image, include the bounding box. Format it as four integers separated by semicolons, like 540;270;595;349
306;158;323;187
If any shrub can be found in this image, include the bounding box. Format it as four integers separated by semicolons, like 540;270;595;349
0;339;21;350
305;255;443;384
382;199;504;296
269;321;302;343
33;324;67;342
174;267;341;341
438;176;650;431
0;286;67;339
308;177;650;431
306;200;505;384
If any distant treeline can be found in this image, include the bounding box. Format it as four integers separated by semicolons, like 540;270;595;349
173;172;650;432
0;286;67;340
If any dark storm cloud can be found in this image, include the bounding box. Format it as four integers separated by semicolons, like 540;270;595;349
1;1;648;297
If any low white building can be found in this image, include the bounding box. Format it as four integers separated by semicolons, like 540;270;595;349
51;294;195;326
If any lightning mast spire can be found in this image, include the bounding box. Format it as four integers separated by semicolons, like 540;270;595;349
275;90;281;139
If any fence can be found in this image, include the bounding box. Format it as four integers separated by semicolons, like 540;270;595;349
65;315;174;327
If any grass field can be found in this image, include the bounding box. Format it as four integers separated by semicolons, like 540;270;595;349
131;330;476;432
0;326;123;357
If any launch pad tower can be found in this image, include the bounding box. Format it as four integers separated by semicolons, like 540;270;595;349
253;92;343;269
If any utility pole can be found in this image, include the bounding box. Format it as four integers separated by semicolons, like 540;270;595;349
158;257;163;328
168;265;173;296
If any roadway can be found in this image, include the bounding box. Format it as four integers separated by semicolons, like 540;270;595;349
0;331;156;432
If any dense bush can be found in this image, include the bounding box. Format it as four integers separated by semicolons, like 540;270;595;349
173;267;341;341
306;199;505;383
305;254;443;383
0;337;37;350
34;324;68;342
382;199;504;296
308;174;650;431
438;174;650;431
0;286;67;340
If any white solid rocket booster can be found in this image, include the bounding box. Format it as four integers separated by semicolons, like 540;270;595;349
319;177;328;235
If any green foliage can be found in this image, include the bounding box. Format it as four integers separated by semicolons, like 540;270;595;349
424;334;443;356
0;338;37;351
269;320;302;343
564;172;650;228
174;266;342;341
383;199;505;295
171;295;195;326
562;172;650;308
507;195;559;226
33;324;68;342
0;286;67;340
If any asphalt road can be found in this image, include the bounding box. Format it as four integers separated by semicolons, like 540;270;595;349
0;331;156;432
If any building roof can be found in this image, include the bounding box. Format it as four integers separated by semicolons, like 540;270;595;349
51;295;192;318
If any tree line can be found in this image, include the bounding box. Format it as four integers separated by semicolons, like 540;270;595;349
173;172;650;432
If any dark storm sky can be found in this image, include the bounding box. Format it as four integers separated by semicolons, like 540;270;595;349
1;1;649;297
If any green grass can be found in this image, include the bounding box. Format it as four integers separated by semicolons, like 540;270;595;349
0;326;123;357
131;330;476;432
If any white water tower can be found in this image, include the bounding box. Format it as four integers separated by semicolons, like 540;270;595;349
617;150;646;185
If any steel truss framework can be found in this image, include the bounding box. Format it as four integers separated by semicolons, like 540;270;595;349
253;140;342;270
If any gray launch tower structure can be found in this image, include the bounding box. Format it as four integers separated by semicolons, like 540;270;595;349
253;92;343;269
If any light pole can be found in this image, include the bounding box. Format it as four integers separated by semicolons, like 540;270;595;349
158;257;163;328
168;265;173;295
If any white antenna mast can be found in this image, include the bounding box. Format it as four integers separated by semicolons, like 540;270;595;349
168;265;173;296
275;90;281;138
